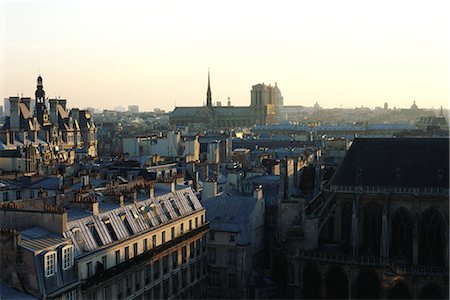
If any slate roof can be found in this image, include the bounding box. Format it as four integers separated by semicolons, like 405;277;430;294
202;194;258;246
0;282;37;300
64;187;203;256
330;138;449;188
20;227;70;252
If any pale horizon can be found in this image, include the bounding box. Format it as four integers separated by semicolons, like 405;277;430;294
1;0;448;112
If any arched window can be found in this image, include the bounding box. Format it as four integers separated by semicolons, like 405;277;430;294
420;208;444;265
326;268;349;299
391;207;413;263
341;201;352;245
362;202;383;256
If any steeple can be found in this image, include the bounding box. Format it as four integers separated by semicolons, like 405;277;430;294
35;75;46;104
206;69;212;107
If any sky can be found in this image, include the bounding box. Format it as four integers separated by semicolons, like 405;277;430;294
1;0;448;112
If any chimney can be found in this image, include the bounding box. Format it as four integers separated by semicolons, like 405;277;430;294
49;99;58;123
149;184;155;198
202;179;217;201
59;99;67;111
5;130;10;146
253;186;263;200
21;97;31;110
9;97;20;130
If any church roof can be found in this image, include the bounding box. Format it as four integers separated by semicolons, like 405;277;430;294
330;138;449;188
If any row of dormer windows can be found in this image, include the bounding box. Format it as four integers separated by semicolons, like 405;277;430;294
44;245;74;278
80;213;206;279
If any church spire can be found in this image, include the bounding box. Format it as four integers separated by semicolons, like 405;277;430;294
206;69;212;107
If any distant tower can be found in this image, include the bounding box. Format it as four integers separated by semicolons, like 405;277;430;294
35;75;46;105
206;69;212;107
227;97;231;107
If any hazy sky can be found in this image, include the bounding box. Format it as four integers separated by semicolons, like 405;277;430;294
1;0;448;111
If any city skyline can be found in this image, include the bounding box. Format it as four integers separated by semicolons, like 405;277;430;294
1;0;448;112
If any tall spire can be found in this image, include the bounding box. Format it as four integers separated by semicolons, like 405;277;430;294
206;68;212;107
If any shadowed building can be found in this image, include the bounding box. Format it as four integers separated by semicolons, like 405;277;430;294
0;76;97;174
283;138;449;299
0;180;209;299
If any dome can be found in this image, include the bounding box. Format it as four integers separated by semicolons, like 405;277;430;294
37;75;43;83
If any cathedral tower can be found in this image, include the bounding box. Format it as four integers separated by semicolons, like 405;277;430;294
206;69;212;107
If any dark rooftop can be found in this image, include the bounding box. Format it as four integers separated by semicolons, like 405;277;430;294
330;138;449;188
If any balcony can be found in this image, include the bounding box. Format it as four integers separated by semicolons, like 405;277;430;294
81;222;209;289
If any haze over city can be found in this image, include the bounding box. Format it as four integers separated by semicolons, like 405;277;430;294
1;0;448;111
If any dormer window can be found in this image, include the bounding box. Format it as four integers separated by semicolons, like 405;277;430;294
72;227;84;248
119;213;134;236
170;199;181;216
62;245;74;270
44;251;57;277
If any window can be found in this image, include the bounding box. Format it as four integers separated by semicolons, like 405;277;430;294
181;246;187;264
161;231;165;243
145;264;151;285
170;199;181;216
2;192;7;201
190;263;195;283
117;279;123;299
163;255;169;274
16;191;21;200
196;239;201;256
120;214;134;236
44;251;56;277
115;250;120;265
180;223;184;234
182;269;187;287
103;218;118;241
208;247;216;264
171;227;175;239
209;231;215;241
87;222;103;246
185;194;196;210
30;190;35;198
62;245;74;270
227;249;237;264
87;262;92;277
125;246;130;260
143;238;148;252
163;279;169;298
172;251;178;269
154;284;160;299
196;261;201;279
228;273;237;288
189;220;192;230
172;273;179;293
153;260;160;280
161;202;171;220
102;286;109;300
190;242;195;258
133;242;138;257
152;235;157;247
209;271;220;287
202;235;207;251
201;215;204;224
126;273;132;296
135;270;142;291
229;234;235;242
72;228;85;249
102;255;107;270
65;289;76;300
195;217;198;228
